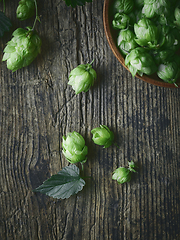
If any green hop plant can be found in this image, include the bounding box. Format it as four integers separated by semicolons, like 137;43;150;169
134;18;159;49
91;125;114;148
125;47;157;77
117;29;138;56
68;60;97;94
16;0;35;21
112;13;130;30
62;131;88;164
2;27;41;72
112;161;137;184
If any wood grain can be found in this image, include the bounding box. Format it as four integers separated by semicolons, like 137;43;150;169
0;1;180;239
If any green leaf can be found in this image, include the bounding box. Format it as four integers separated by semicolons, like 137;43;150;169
64;0;92;8
33;164;85;199
0;11;12;37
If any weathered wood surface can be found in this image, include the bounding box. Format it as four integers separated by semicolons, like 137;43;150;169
0;1;180;239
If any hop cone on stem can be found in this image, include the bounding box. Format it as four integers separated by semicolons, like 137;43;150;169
16;0;35;20
112;161;137;184
2;27;41;72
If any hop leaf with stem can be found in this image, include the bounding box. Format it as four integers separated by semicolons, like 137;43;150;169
33;164;86;199
62;131;88;166
68;60;97;94
16;0;35;21
91;125;114;148
112;161;138;184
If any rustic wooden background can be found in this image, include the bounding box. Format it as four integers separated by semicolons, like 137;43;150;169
1;0;180;239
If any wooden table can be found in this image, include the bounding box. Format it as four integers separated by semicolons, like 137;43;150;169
1;1;180;239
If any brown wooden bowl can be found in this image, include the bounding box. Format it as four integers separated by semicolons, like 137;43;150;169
103;0;180;88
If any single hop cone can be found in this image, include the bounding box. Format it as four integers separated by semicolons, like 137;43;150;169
112;161;137;184
16;0;35;20
62;131;88;164
68;61;97;94
91;125;114;148
2;27;42;72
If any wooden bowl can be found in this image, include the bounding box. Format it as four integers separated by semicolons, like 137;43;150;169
103;0;180;88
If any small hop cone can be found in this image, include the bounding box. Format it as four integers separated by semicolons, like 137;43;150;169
62;131;88;164
16;0;35;20
2;27;41;72
68;61;97;94
112;161;137;184
112;167;132;184
91;125;114;148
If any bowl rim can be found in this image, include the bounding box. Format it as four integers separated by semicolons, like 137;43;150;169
103;0;180;88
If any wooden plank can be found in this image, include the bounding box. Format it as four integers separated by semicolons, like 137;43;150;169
0;0;180;239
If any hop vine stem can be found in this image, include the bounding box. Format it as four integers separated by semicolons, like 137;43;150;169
89;59;94;65
113;142;120;149
81;162;84;172
32;0;39;31
86;59;94;71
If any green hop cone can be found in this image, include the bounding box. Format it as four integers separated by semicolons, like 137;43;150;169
142;0;170;19
2;27;41;72
175;6;180;27
16;0;35;21
125;47;157;77
111;0;134;15
91;125;114;148
112;161;137;184
117;29;138;56
157;56;180;85
153;49;175;65
112;13;130;30
160;26;180;52
134;18;159;49
62;131;88;164
68;61;97;94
